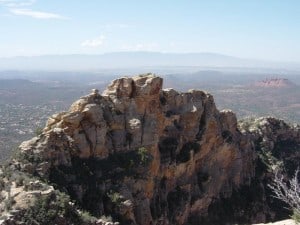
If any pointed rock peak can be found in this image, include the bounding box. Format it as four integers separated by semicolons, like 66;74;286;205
103;73;163;98
91;88;99;95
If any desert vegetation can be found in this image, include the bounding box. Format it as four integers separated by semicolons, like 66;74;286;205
268;168;300;223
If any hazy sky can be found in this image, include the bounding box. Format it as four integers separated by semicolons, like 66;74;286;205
0;0;300;61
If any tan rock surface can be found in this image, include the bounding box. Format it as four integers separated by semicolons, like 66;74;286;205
254;219;297;225
4;74;299;225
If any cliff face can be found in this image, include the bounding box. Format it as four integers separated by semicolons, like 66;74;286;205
195;117;300;224
1;74;299;225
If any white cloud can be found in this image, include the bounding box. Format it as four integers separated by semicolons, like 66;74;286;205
81;35;105;48
0;1;69;20
0;0;35;8
9;8;68;19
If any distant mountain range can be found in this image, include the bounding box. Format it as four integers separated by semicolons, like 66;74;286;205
0;52;299;71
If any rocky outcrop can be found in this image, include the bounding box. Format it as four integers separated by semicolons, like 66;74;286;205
194;117;300;224
1;74;299;225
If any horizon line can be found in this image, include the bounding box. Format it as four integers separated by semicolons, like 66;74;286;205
1;51;299;64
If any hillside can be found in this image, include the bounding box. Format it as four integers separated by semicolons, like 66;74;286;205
0;74;299;225
254;78;296;88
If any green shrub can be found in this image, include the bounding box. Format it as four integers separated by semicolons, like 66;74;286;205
107;190;122;205
22;191;81;225
100;215;113;222
269;169;300;224
80;210;97;223
15;175;25;187
4;196;15;211
137;147;150;165
292;209;300;224
35;127;43;136
0;179;5;191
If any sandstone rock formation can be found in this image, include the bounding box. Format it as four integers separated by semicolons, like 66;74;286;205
1;74;299;225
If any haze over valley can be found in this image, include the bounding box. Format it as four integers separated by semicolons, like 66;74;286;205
0;1;300;224
0;64;299;162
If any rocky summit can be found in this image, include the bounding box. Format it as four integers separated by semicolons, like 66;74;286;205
0;74;299;225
